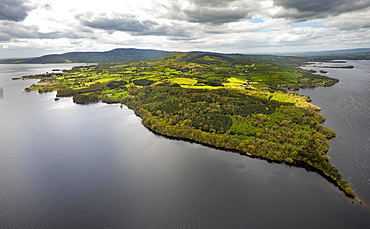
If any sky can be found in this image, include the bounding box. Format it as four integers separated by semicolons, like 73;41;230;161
1;0;370;58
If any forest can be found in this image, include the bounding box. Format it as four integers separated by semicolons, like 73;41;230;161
122;87;354;198
22;52;356;199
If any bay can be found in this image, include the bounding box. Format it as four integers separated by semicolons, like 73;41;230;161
0;64;369;228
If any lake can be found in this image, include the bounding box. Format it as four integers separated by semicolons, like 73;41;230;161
301;61;370;204
0;63;369;228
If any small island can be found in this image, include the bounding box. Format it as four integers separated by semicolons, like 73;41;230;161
22;52;358;201
319;65;354;69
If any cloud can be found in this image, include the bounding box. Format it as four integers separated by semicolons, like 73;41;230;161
77;13;158;33
152;0;258;25
76;12;195;38
322;10;370;29
0;20;96;42
0;0;36;22
1;0;370;58
273;0;370;20
182;7;250;24
0;22;38;41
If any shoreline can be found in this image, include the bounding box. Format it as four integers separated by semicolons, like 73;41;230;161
124;103;361;204
20;58;361;204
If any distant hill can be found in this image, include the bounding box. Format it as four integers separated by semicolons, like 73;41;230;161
1;47;369;64
293;48;370;61
0;48;172;64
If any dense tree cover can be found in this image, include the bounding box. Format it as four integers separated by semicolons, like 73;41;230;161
22;52;357;200
133;79;155;86
123;86;355;198
73;93;99;104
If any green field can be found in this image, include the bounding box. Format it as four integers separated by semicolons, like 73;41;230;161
22;52;355;201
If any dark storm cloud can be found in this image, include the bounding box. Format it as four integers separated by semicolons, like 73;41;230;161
182;7;250;24
76;13;191;37
78;14;158;33
0;22;38;41
155;0;253;25
76;13;164;35
0;0;35;22
274;0;370;20
0;21;95;42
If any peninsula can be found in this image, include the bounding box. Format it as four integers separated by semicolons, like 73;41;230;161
23;51;358;201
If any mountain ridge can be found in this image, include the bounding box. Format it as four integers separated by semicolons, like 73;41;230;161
0;48;172;64
1;47;370;64
285;48;370;61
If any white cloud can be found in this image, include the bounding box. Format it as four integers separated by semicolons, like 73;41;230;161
0;0;369;58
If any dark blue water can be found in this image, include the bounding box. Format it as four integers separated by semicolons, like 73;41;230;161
301;61;370;204
0;64;369;228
